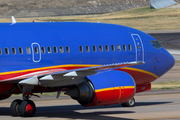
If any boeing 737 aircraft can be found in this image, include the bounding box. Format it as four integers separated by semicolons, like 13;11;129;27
0;20;175;117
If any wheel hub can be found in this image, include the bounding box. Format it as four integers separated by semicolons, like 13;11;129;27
26;104;33;114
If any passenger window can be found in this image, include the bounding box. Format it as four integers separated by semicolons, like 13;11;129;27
12;47;16;55
53;46;58;53
26;47;31;54
59;46;64;53
47;46;51;53
0;48;2;55
99;45;103;52
105;45;109;52
19;47;23;54
117;45;121;51
66;46;70;53
93;45;97;52
41;47;45;54
79;46;83;52
86;46;90;52
5;48;9;55
34;47;39;54
123;45;126;51
128;44;132;51
111;45;115;51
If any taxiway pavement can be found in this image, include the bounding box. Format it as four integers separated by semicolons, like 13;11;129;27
1;93;180;120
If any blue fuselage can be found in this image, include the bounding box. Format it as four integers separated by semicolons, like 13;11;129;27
0;22;175;85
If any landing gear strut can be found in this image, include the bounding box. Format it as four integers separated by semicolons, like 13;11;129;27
121;98;135;107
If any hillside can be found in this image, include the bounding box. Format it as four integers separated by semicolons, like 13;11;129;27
0;0;179;9
0;0;150;9
0;6;179;31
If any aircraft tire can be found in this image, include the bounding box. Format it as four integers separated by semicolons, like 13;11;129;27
10;99;22;116
19;100;36;117
121;98;135;107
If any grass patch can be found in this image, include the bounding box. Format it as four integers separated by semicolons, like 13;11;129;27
152;81;180;90
40;6;180;31
1;6;180;30
175;60;180;63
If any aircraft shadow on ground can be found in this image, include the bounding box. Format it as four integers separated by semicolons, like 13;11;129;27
35;104;135;120
135;101;171;106
0;101;171;119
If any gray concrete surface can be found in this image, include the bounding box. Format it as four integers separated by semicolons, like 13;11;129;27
166;49;180;55
1;93;180;120
145;30;180;34
173;55;180;60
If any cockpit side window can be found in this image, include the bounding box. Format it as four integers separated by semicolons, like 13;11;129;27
150;40;161;49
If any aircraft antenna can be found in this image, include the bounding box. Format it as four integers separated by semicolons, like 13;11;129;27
11;16;16;25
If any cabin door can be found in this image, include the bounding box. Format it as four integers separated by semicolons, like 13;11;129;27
131;34;144;62
31;43;41;62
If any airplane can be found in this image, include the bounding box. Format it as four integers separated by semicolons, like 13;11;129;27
0;19;175;117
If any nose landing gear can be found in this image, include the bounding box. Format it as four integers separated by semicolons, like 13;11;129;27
121;98;135;107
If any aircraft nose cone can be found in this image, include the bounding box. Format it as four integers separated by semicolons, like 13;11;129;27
160;48;175;77
167;52;175;69
164;48;175;69
155;48;175;77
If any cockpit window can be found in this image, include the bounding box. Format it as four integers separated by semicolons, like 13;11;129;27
151;40;161;49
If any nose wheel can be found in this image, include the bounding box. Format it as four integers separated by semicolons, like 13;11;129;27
121;98;135;107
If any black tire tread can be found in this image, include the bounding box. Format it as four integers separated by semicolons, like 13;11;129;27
10;99;22;116
121;98;135;107
19;100;36;117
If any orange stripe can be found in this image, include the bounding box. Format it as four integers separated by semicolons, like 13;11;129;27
118;87;121;102
95;86;135;92
121;67;159;78
0;64;158;79
0;64;100;75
